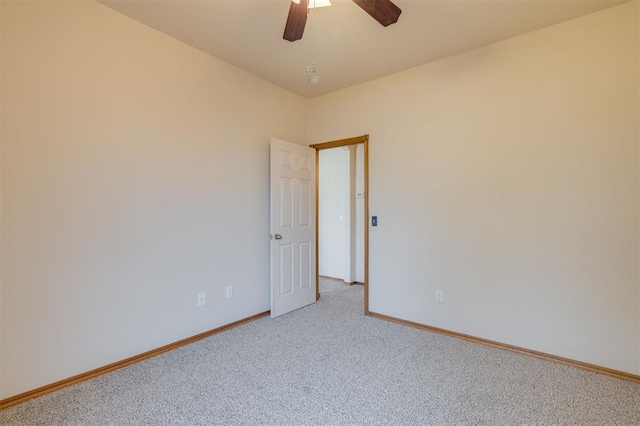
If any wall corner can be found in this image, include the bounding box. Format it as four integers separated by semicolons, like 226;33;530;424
0;0;5;398
636;0;640;376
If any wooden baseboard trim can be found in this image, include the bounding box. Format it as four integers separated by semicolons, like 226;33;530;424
319;275;345;283
367;311;640;383
319;275;364;286
0;310;270;410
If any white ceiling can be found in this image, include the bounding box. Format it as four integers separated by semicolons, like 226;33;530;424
99;0;627;98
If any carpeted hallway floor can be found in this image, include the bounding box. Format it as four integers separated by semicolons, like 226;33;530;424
1;278;638;425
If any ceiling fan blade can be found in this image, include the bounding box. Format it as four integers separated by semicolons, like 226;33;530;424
352;0;402;27
283;0;309;42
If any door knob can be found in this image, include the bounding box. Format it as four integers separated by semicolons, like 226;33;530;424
274;234;283;240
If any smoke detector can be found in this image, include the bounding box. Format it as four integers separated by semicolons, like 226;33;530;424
308;75;321;85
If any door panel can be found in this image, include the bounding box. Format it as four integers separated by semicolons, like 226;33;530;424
270;138;316;318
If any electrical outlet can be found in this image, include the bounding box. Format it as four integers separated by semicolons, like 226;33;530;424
435;290;444;304
197;292;206;307
225;286;233;299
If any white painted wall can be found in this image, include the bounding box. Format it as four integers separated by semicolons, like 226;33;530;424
355;144;365;283
318;146;365;283
347;146;357;283
309;2;640;374
318;148;349;279
0;0;307;398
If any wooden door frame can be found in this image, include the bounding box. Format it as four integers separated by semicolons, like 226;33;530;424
310;134;369;314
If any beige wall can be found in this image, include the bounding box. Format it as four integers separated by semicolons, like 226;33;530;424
0;0;307;398
1;0;639;401
0;0;4;399
309;2;640;374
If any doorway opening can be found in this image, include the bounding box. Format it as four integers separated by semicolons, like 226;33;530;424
311;135;369;314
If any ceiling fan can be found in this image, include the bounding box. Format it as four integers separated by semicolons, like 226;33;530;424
283;0;402;42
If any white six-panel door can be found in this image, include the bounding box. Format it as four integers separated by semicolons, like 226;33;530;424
270;138;316;318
